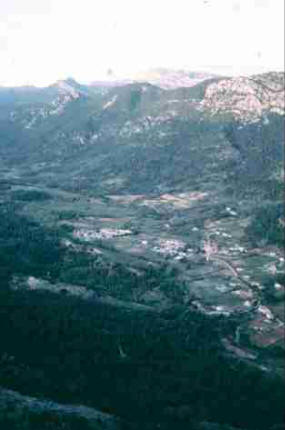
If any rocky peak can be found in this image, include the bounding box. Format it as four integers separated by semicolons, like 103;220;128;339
52;79;82;100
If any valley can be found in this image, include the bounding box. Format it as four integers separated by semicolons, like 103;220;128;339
0;71;284;429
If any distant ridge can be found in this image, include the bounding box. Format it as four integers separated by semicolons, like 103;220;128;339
128;68;218;89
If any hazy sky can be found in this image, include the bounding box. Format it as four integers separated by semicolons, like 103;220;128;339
0;0;284;86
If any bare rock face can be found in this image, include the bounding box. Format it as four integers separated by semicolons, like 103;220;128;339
202;72;285;121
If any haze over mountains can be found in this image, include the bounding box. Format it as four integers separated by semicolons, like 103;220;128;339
89;68;218;89
0;68;284;430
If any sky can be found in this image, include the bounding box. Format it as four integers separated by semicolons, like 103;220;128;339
0;0;284;87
